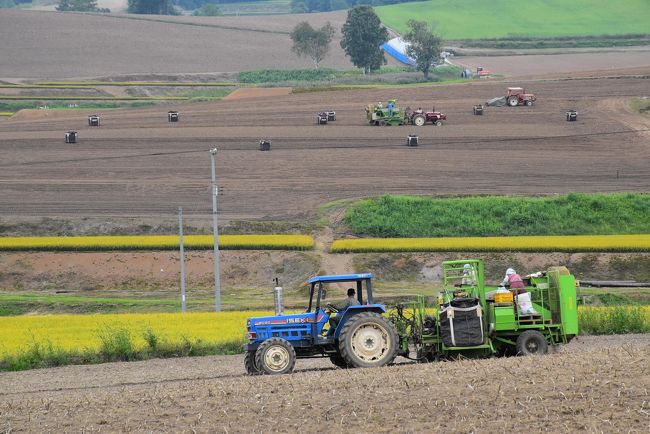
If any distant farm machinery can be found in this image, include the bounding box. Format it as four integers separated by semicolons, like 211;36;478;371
366;100;446;126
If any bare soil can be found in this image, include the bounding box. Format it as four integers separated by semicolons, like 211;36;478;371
1;75;649;225
0;334;648;432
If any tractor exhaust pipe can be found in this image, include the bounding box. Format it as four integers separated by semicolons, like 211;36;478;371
274;277;284;316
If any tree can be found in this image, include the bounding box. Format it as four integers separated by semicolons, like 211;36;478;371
290;22;335;69
291;0;331;13
403;20;442;80
193;3;221;16
57;0;100;11
128;0;175;15
340;6;388;74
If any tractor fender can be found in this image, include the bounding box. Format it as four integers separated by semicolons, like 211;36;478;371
333;304;386;338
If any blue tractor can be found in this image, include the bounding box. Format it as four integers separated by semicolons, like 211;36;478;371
244;273;399;375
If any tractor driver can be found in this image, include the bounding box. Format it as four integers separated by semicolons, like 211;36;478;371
327;287;360;331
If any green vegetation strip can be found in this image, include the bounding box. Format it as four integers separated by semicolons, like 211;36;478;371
346;193;650;238
0;96;215;101
376;0;650;39
33;81;237;87
331;235;650;253
0;234;313;251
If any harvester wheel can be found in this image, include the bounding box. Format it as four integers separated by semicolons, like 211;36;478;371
244;350;262;375
379;120;387;126
434;120;443;126
516;330;548;356
338;312;398;369
508;96;519;107
412;115;425;126
526;100;533;107
255;337;296;375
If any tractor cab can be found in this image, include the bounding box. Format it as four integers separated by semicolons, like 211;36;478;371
306;274;391;338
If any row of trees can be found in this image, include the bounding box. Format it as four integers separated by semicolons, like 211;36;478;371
291;6;442;78
56;0;109;12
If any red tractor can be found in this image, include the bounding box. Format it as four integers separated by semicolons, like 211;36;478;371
506;87;536;107
408;108;447;126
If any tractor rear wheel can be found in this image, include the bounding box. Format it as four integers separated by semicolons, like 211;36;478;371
434;120;443;126
413;115;425;126
508;96;519;107
255;338;296;375
338;312;398;369
516;330;548;356
244;350;262;375
329;353;349;369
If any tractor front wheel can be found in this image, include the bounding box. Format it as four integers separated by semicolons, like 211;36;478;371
434;120;443;126
255;338;296;375
516;330;548;356
244;350;262;375
508;96;519;107
338;312;398;369
526;100;533;107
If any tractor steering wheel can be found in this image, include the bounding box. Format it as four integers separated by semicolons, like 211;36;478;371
326;303;339;313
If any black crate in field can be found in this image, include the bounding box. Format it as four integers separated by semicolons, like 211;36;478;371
259;140;271;151
326;111;336;121
473;105;484;115
317;113;328;124
566;110;578;121
407;134;418;146
65;131;78;143
88;115;100;126
168;111;179;122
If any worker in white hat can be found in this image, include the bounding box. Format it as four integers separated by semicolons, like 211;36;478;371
501;268;526;294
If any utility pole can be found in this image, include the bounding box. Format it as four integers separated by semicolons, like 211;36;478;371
210;148;221;312
179;207;186;313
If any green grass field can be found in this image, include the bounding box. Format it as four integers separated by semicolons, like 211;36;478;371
345;193;650;238
376;0;650;39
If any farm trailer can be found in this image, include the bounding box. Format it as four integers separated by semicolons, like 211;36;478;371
244;260;578;374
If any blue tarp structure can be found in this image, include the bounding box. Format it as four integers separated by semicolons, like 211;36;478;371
381;38;416;65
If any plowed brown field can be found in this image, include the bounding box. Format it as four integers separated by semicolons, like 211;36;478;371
1;75;649;228
1;335;648;432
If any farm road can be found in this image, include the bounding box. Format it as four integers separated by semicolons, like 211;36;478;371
0;335;648;432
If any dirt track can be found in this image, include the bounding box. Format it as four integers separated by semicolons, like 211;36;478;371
1;335;648;432
1;75;649;228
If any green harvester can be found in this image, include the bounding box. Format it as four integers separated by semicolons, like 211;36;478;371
366;99;406;126
393;259;579;360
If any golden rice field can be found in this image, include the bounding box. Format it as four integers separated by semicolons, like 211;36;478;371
1;307;648;362
0;234;314;251
330;235;650;253
0;311;272;359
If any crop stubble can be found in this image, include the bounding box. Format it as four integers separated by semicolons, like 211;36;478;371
0;335;648;432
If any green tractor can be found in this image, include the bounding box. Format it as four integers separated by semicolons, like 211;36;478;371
393;259;579;360
366;99;406;126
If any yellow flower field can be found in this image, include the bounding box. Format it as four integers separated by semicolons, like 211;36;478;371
0;234;314;251
330;234;650;253
0;311;271;358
